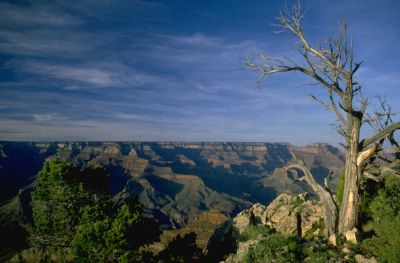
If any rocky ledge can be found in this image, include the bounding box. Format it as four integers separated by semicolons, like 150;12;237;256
205;193;377;263
232;192;323;238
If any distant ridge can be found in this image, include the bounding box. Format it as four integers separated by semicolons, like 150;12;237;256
0;141;344;229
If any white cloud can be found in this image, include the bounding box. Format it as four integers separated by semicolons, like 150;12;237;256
12;60;115;86
6;59;168;89
32;113;67;122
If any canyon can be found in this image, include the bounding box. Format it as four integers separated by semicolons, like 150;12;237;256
0;141;344;229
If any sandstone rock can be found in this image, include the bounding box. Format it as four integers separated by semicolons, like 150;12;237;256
232;203;267;235
232;210;252;235
345;228;358;244
249;203;267;225
264;193;296;229
354;254;377;263
229;193;324;239
267;202;298;235
263;193;324;237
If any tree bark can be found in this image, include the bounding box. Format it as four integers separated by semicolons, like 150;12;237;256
338;116;361;236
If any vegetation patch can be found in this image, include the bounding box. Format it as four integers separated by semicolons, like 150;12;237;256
243;233;300;263
361;174;400;262
239;224;271;242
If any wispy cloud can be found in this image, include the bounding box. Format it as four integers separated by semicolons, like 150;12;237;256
8;60;117;87
5;59;170;89
0;30;90;56
32;113;67;122
0;0;398;144
0;2;80;27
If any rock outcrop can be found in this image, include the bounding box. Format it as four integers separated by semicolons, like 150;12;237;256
205;193;324;262
215;193;377;263
232;193;324;238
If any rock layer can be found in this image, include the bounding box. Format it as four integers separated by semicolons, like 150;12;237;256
0;142;344;228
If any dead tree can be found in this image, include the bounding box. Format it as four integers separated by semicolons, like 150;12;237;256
247;3;400;240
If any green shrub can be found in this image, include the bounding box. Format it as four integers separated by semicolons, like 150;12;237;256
239;225;270;242
301;238;343;263
305;249;342;263
361;174;400;263
243;234;301;263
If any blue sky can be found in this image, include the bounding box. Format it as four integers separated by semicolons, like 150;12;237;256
0;0;399;144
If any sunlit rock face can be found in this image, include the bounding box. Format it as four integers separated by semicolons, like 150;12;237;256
0;141;344;228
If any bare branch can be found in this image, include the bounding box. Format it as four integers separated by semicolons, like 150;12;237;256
286;151;338;238
309;94;330;110
356;143;379;167
286;152;333;197
360;121;400;149
352;61;363;75
276;4;350;79
328;90;347;128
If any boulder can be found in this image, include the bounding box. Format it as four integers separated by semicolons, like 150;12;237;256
264;193;323;237
232;210;252;235
232;203;267;235
250;203;267;225
354;254;377;263
230;193;324;239
345;228;358;244
300;199;323;236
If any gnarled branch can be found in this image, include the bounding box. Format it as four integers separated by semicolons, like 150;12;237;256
356;143;379;167
286;152;338;238
359;121;400;149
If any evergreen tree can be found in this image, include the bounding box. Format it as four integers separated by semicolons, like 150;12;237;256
29;160;159;262
30;160;110;252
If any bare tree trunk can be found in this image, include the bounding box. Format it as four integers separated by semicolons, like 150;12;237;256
338;117;361;235
287;159;338;238
247;2;400;242
321;191;338;238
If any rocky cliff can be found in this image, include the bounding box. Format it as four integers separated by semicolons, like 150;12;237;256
0;142;344;229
